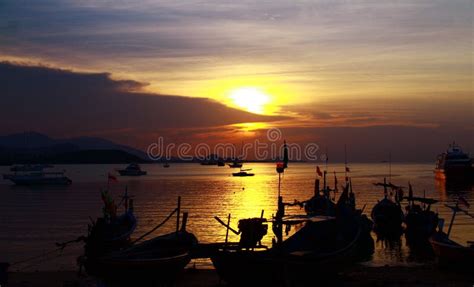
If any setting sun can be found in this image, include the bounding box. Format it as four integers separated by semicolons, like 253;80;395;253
229;87;270;114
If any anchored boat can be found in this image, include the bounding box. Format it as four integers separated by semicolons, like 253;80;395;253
232;168;254;177
371;178;404;237
435;143;473;182
84;196;198;284
429;198;473;268
403;183;439;242
3;170;72;185
210;163;373;286
117;163;147;176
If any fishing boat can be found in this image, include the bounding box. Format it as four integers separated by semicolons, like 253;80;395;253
85;197;198;284
83;190;137;264
217;160;225;167
3;171;72;185
163;163;170;168
117;163;147;176
211;164;373;286
94;230;197;282
371;178;404;237
211;201;372;285
232;168;254;177
403;183;439;242
435;143;473;182
304;173;337;216
429;198;473;268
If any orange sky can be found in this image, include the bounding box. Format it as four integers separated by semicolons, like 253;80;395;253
0;1;472;161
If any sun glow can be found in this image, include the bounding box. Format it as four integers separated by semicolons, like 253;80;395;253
229;87;270;114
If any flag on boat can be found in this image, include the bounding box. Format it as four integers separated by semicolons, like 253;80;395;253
108;173;118;183
458;196;470;208
276;162;285;173
316;166;323;177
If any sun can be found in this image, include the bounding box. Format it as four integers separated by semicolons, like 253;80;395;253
229;87;270;114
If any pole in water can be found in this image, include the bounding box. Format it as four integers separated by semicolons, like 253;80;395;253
176;196;181;233
278;172;281;198
389;152;392;183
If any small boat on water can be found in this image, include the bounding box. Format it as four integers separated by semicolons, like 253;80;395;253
163;163;170;168
228;161;243;168
217;160;225;167
435;143;473;182
9;164;53;172
117;163;147;176
232;168;254;177
371;178;404;237
403;183;439;242
429;198;473;268
3;171;72;185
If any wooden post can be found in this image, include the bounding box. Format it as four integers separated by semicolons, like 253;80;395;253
176;196;181;233
315;179;320;196
181;212;188;232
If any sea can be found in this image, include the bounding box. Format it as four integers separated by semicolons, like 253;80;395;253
1;162;473;271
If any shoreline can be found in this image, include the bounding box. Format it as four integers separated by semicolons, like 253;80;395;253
7;265;473;287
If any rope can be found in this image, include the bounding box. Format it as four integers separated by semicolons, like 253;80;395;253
10;247;65;267
9;236;85;268
131;208;178;244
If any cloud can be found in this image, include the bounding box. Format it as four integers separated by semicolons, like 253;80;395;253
0;61;286;138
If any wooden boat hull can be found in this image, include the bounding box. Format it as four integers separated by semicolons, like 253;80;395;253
429;232;474;267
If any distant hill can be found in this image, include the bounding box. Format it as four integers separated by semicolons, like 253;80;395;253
0;132;150;164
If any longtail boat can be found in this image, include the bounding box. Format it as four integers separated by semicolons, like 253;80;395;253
371;178;404;237
210;162;373;286
429;198;473;268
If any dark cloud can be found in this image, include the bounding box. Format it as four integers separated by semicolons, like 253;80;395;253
0;62;286;137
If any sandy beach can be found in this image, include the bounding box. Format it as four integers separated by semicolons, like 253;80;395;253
7;265;473;287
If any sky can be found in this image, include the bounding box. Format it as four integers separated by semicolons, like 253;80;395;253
0;0;472;161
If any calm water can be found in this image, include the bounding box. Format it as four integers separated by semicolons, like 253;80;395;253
1;163;473;271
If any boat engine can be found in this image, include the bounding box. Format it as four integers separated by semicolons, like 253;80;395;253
238;218;268;249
